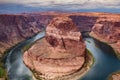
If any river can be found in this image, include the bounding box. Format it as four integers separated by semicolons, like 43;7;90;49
4;31;45;80
4;31;120;80
81;38;120;80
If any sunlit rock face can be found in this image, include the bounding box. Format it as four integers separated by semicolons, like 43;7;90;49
46;17;85;56
0;12;109;55
1;12;120;55
90;15;120;53
23;17;86;79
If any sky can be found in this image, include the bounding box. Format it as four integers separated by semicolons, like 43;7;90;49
0;0;120;13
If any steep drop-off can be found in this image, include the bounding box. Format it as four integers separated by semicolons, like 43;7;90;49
0;12;120;57
23;17;86;79
90;16;120;55
0;14;53;56
0;12;120;80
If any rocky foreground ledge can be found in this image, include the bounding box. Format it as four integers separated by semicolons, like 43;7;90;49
23;17;90;80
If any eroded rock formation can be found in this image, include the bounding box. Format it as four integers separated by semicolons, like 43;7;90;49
90;16;120;54
45;17;85;56
1;12;118;55
0;14;53;55
0;12;120;80
23;17;86;79
0;12;120;59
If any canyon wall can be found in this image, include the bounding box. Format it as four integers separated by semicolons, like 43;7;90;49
0;12;120;56
90;15;120;54
0;14;53;55
0;11;120;80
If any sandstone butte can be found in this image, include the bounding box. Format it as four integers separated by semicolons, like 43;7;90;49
23;17;86;79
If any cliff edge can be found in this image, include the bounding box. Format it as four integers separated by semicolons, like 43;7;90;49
90;16;120;55
23;17;86;79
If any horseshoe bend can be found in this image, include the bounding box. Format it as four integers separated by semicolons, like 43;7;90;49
23;16;92;80
0;12;120;80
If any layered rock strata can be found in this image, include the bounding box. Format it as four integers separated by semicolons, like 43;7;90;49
23;17;86;79
90;16;120;54
1;12;120;79
45;17;85;56
1;12;120;55
0;14;53;55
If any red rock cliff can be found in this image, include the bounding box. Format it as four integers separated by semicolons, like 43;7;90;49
0;12;97;55
0;14;53;55
90;15;120;54
23;17;86;79
46;17;85;56
0;12;120;56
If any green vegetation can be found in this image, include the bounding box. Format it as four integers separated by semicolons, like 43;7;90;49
0;60;8;80
0;32;44;80
0;40;26;80
0;67;6;78
86;49;95;67
0;49;8;80
22;43;33;52
80;49;94;71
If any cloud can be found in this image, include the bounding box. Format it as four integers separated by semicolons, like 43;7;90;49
0;0;120;9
